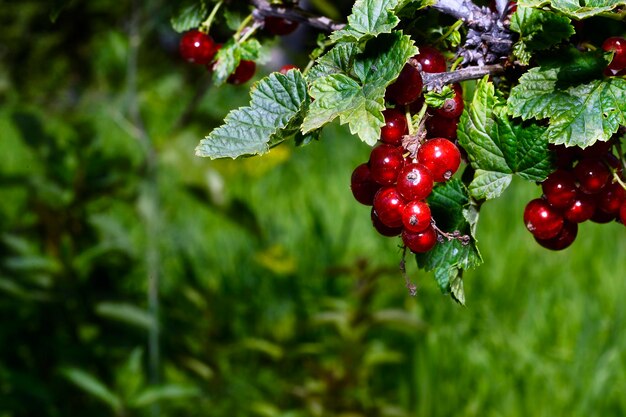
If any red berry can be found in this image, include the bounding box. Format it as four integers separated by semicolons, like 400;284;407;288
402;226;438;253
416;138;461;182
350;163;381;206
426;115;458;140
602;37;626;71
386;63;423;105
573;158;611;194
541;170;577;209
369;144;405;185
373;187;406;228
414;46;446;73
564;192;596;223
523;198;564;239
179;30;217;65
534;221;577;251
371;208;402;237
620;201;626;225
434;84;464;119
279;64;298;74
590;208;615;224
227;60;256;85
597;182;626;214
549;144;577;169
397;163;434;201
402;200;432;233
380;108;408;146
578;140;612;158
264;16;299;36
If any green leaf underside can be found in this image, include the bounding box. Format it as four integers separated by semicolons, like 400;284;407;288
196;70;309;159
415;179;482;304
518;0;626;18
212;39;261;86
424;85;454;108
171;1;207;33
330;0;401;43
508;49;626;147
459;77;552;200
510;7;574;65
302;33;417;145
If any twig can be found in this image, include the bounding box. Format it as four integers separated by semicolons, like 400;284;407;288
250;0;345;32
399;246;418;297
421;64;505;90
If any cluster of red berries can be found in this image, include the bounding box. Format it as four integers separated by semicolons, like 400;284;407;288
603;37;626;76
524;141;626;250
178;16;299;84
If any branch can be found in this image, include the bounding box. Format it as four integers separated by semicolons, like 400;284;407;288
250;0;345;32
432;0;493;30
421;64;505;90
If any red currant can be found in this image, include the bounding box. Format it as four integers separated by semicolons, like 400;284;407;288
602;37;626;71
385;63;423;105
620;201;626;225
577;140;612;158
402;200;432;233
279;64;298;74
179;30;218;65
434;83;464;119
541;170;577;209
369;144;405;185
549;144;577;169
573;158;611;194
402;226;438;253
350;163;381;206
590;208;615;224
523;198;564;239
416;138;461;182
414;46;446;73
426;115;458;140
380;108;408;146
227;60;256;85
371;208;403;237
597;182;626;214
397;163;434;201
534;221;577;251
264;16;299;36
564;192;596;223
373;187;406;228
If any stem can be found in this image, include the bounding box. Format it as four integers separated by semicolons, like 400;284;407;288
200;1;223;33
238;20;262;44
434;20;463;46
421;64;505;90
405;106;415;136
250;0;345;32
234;14;254;41
399;246;418;297
613;172;626;191
449;56;464;72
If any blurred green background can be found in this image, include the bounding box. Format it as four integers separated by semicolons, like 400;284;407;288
1;1;626;416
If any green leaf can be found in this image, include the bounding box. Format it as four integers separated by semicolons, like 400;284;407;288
330;0;402;43
302;33;417;145
458;77;552;200
171;1;207;33
196;70;309;159
95;302;155;330
212;39;261;86
306;43;359;82
550;0;626;19
414;179;482;303
62;368;122;412
510;6;574;65
132;385;199;408
424;85;454;109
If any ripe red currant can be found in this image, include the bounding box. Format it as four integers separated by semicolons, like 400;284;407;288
620;201;626;225
523;198;564;239
264;16;299;36
602;37;626;71
350;163;381;206
416;138;461;182
279;64;298;74
397;163;434;201
597;182;626;214
434;83;464;119
549;144;577;169
402;200;432;233
369;144;405;185
373;187;406;228
414;46;446;73
402;226;438;253
590;208;616;224
573;158;611;194
541;170;577;209
578;140;612;158
385;63;423;105
179;30;218;65
380;108;408;146
564;193;596;223
227;60;257;85
534;221;577;251
426;115;458;140
371;208;403;237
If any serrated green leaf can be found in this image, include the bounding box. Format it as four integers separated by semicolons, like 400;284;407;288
424;85;454;108
302;33;417;145
196;70;309;159
510;6;574;65
62;368;122;412
306;43;359;82
414;179;482;299
171;1;207;33
212;39;261;86
330;0;401;43
551;0;626;19
459;77;552;200
450;274;466;305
